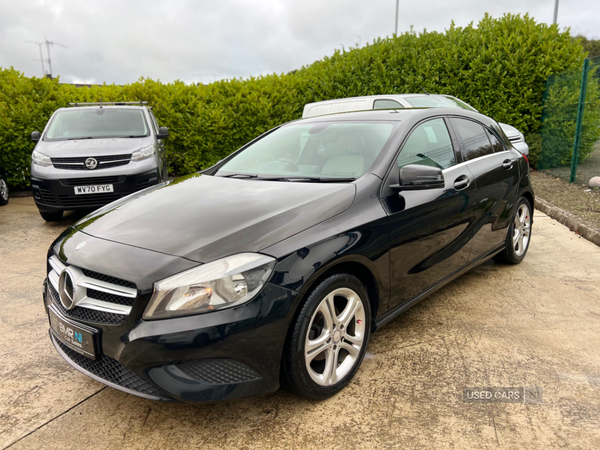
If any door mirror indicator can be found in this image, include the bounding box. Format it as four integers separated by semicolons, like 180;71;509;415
391;164;445;191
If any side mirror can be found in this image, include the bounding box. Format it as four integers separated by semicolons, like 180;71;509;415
392;164;445;191
156;126;169;139
31;131;41;142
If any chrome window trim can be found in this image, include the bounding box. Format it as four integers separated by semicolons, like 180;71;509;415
441;150;509;173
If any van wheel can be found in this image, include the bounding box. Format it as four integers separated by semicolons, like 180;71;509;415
495;197;532;264
40;210;63;222
283;273;371;400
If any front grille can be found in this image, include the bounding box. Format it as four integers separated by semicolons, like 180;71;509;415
61;176;123;186
54;338;167;399
52;154;131;170
48;283;126;326
87;288;136;307
81;268;137;289
178;359;261;384
57;192;124;206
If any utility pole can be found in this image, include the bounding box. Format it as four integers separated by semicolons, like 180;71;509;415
395;0;399;35
553;0;559;24
26;41;46;76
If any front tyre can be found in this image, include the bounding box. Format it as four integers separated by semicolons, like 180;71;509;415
496;197;532;264
283;273;371;400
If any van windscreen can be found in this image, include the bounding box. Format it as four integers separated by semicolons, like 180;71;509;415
44;109;149;141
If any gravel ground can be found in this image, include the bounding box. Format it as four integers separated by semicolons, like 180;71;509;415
531;169;600;230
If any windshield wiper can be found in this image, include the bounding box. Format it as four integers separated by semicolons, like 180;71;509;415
218;174;356;182
67;136;94;140
253;176;356;182
219;173;259;179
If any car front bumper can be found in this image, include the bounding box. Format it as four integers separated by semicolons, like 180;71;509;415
31;170;160;212
43;279;299;403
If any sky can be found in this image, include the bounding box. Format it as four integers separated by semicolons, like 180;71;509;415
1;0;598;85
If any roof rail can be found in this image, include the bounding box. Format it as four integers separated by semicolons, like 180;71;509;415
67;101;148;107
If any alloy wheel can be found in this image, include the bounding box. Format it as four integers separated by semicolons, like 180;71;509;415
304;287;366;386
512;203;531;257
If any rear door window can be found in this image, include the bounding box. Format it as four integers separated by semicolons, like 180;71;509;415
450;118;494;161
487;131;505;153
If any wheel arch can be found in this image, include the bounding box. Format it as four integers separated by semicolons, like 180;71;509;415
294;256;383;325
521;189;534;214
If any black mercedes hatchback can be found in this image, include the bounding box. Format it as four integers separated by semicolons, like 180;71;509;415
44;108;534;402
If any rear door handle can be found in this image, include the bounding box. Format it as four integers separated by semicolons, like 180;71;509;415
454;175;470;190
502;159;513;170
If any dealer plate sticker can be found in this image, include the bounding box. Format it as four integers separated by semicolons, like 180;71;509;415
49;306;96;359
74;184;114;195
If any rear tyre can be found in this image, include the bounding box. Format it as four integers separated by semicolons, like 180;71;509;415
0;177;8;206
40;210;63;222
283;273;371;400
495;197;532;264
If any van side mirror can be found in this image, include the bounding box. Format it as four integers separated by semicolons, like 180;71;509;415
391;164;445;191
157;127;169;139
31;131;41;142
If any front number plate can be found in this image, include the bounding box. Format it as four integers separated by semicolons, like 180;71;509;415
48;305;97;359
74;184;114;195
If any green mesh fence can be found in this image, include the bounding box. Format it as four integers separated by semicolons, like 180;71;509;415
538;55;600;186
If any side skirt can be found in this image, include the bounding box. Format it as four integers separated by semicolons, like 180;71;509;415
373;243;505;331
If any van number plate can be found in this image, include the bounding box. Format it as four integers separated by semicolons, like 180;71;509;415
74;184;114;195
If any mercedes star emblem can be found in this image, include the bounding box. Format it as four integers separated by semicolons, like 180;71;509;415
58;270;76;310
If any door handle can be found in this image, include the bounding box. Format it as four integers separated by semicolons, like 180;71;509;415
454;175;470;190
502;159;513;170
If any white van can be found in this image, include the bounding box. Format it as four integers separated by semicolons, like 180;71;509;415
303;94;529;156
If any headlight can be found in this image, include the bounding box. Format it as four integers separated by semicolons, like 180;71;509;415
32;150;52;167
131;145;155;162
143;253;276;320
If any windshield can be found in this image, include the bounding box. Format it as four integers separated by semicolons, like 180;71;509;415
403;95;477;112
44;109;149;141
217;121;396;180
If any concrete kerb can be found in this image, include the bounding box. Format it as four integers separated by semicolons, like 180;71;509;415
535;196;600;246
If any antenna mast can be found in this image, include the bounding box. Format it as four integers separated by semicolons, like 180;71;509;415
26;41;46;76
44;36;69;79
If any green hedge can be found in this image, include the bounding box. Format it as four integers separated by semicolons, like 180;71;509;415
537;57;600;169
0;13;586;188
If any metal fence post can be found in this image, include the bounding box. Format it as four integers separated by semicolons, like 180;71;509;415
570;58;590;183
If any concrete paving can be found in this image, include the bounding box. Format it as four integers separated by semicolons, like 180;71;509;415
1;197;600;450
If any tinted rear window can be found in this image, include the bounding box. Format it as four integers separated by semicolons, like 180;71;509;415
450;118;494;161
